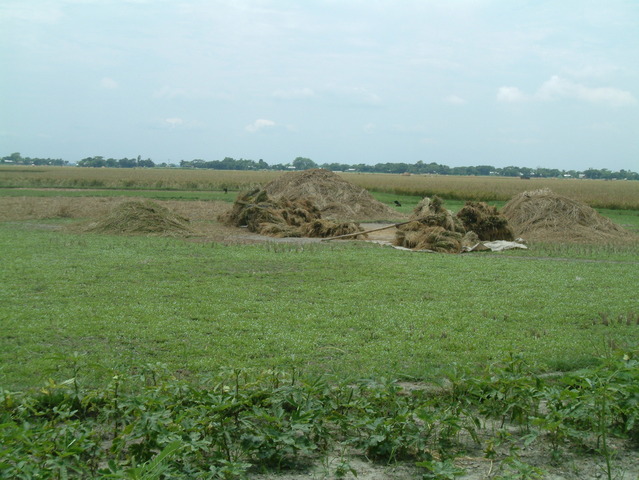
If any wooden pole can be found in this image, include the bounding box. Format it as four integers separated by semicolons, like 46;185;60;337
322;219;415;241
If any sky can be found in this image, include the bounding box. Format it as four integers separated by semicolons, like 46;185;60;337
1;0;638;171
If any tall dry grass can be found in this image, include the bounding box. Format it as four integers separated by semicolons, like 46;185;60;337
0;196;229;223
345;173;639;210
1;166;638;209
0;166;280;191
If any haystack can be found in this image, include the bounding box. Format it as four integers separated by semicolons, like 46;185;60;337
501;188;632;242
264;169;401;221
219;188;364;239
456;201;514;241
394;196;465;253
84;200;192;236
395;226;463;253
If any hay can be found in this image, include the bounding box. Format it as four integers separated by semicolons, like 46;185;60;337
84;200;192;236
219;188;365;239
264;169;402;221
408;196;465;233
300;219;363;238
502;188;633;243
456;201;514;241
395;226;463;253
394;196;465;253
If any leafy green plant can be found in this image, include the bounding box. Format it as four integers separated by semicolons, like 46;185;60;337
416;458;465;479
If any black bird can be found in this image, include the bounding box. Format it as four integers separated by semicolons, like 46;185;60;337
394;200;402;207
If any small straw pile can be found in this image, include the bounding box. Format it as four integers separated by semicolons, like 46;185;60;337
84;200;193;236
502;188;632;242
219;188;364;238
395;196;466;253
456;201;514;241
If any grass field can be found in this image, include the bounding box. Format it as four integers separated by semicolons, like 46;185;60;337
2;220;638;391
2;169;639;478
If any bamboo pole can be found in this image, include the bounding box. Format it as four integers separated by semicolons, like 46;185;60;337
322;219;415;241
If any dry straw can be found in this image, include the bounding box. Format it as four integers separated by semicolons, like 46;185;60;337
219;188;364;239
456;201;514;241
394;196;466;253
83;200;193;236
264;169;401;222
502;188;634;243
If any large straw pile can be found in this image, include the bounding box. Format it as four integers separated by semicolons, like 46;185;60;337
394;196;466;253
456;201;514;241
502;188;632;242
219;188;364;238
264;169;401;221
84;200;192;236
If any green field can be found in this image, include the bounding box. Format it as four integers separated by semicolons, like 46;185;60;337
2;219;638;391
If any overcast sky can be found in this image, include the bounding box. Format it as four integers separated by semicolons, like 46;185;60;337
2;0;638;170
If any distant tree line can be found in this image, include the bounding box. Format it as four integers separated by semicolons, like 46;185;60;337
1;152;67;166
3;152;638;180
76;155;156;168
180;156;639;180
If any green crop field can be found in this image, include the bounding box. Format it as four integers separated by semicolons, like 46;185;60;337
1;168;638;478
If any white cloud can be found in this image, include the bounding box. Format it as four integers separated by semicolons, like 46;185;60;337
245;119;276;133
497;87;528;103
537;75;637;107
444;94;466;105
100;77;118;89
497;76;637;107
164;118;184;127
363;123;375;134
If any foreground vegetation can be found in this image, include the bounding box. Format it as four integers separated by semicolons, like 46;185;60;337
2;352;638;478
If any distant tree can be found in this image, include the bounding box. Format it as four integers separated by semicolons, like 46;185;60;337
534;168;562;178
118;158;137;168
2;152;23;164
78;156;106;167
320;162;349;171
499;166;522;177
474;165;495;176
138;158;155;168
292;157;318;170
582;168;602;179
